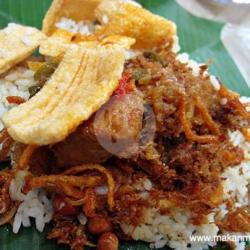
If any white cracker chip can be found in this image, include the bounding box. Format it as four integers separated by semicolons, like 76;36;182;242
0;23;46;74
95;0;176;49
42;0;102;35
39;28;75;57
3;43;126;145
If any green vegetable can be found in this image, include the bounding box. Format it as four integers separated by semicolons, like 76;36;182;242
143;51;166;66
133;68;147;81
28;86;41;98
138;74;152;85
34;61;59;84
133;68;152;85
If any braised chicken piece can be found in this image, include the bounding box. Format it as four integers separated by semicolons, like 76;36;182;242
52;93;144;168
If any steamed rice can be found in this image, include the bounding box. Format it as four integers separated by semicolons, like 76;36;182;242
121;209;219;250
12;189;53;233
0;66;37;130
55;17;96;35
9;170;53;233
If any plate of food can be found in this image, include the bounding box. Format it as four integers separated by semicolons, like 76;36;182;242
0;0;249;250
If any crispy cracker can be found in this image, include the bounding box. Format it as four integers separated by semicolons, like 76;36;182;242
0;23;45;74
42;0;102;35
3;43;126;145
39;28;99;57
39;28;75;57
95;0;176;49
101;35;135;49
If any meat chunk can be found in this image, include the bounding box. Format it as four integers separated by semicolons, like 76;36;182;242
94;94;144;158
52;94;144;168
52;119;111;168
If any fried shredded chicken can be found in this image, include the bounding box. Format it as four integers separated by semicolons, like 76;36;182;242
0;170;13;214
218;207;250;233
63;164;115;210
48;221;93;250
0;130;14;161
1;42;250;250
0;169;17;226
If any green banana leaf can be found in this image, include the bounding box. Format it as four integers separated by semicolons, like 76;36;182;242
0;0;249;250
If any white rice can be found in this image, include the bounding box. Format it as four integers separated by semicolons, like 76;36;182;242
121;208;219;250
0;66;37;130
222;161;250;206
13;189;53;233
240;96;250;112
143;179;153;191
55;1;141;34
176;53;202;77
95;185;109;195
210;75;221;91
77;213;87;225
9;170;29;201
172;35;181;53
228;129;250;158
9;170;53;233
0;66;53;234
55;17;95;35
